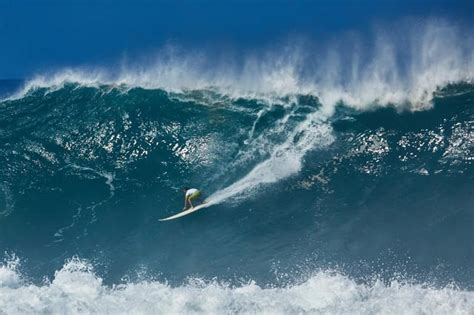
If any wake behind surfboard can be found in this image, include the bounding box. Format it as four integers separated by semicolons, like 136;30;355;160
159;201;212;221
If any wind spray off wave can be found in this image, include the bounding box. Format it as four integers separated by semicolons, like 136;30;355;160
9;19;474;112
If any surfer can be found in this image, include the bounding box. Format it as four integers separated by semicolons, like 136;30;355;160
182;187;202;210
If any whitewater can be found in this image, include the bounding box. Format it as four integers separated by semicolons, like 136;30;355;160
0;18;473;314
1;257;474;314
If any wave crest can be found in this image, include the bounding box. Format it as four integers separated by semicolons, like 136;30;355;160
6;18;473;113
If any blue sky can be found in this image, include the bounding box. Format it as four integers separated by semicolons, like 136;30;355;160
1;0;473;78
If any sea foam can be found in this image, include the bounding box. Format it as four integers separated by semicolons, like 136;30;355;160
1;257;473;314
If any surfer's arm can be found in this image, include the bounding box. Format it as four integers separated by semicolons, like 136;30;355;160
183;195;188;209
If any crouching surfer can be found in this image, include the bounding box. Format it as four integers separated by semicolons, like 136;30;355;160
182;187;204;210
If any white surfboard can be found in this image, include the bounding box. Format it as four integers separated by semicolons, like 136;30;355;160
159;201;213;221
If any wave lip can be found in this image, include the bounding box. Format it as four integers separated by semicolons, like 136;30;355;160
1;258;473;314
3;19;473;114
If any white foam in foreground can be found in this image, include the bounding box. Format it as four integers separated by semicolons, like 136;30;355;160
1;258;473;315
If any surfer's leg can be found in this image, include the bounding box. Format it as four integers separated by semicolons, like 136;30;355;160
191;191;203;206
188;191;202;208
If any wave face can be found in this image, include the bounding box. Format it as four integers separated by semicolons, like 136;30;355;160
0;18;474;312
0;79;473;313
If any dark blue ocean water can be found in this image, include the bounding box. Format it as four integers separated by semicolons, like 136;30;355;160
0;76;473;312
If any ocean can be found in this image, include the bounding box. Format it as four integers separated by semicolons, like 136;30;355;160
0;20;473;314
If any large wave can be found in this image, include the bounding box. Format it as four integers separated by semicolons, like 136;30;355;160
1;81;472;284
